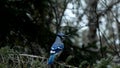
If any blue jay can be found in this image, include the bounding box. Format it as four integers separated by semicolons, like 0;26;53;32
48;33;65;64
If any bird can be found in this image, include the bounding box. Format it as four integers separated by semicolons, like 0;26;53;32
48;32;66;65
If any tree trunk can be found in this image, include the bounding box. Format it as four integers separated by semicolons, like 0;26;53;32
86;0;99;45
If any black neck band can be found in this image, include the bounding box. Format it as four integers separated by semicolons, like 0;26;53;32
57;35;62;40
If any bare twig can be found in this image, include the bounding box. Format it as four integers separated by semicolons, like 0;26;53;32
99;0;120;15
59;0;69;25
55;62;78;68
97;27;103;57
99;3;120;57
19;54;46;59
48;0;59;33
110;9;120;57
99;30;120;57
19;54;78;68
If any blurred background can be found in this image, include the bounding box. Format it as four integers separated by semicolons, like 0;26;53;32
0;0;120;68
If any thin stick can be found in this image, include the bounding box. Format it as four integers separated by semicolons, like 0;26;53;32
19;54;78;68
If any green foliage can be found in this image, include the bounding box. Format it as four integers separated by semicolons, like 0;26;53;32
93;57;113;68
79;61;89;68
65;55;74;63
0;46;48;68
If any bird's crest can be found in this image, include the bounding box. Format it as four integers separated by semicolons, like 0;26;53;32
57;32;65;37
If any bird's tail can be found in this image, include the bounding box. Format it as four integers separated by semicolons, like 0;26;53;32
48;54;56;64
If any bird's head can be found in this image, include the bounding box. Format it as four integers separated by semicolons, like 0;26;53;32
57;32;68;41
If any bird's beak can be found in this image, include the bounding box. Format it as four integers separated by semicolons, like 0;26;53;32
63;35;69;37
64;34;72;39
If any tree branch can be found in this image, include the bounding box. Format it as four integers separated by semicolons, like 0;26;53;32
19;54;78;68
99;0;120;16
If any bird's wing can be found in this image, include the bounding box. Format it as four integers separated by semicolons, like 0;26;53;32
51;42;64;49
50;43;64;54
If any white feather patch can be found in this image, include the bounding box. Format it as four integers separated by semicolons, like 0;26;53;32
50;50;55;53
58;46;62;49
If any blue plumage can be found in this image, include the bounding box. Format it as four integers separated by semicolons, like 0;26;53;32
48;54;56;64
48;33;65;64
